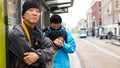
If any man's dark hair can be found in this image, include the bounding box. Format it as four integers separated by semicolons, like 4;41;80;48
22;0;40;16
50;14;62;24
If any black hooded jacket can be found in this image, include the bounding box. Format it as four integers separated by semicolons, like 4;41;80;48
8;24;58;68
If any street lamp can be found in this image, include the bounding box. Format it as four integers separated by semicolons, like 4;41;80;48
92;16;96;37
117;20;120;42
118;20;120;35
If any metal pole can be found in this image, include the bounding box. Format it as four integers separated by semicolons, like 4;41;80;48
17;0;21;24
118;21;120;42
118;21;120;35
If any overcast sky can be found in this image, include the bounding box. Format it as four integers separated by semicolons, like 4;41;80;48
60;0;92;29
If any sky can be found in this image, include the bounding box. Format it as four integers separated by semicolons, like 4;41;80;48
60;0;92;29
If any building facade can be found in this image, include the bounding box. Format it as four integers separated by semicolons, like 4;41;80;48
101;0;120;35
91;0;101;37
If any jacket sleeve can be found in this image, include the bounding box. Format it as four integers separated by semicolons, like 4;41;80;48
8;26;33;59
35;34;58;63
61;30;76;53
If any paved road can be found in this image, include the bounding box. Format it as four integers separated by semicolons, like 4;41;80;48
70;35;120;68
75;34;120;68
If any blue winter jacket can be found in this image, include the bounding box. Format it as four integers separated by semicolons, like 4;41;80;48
43;26;76;68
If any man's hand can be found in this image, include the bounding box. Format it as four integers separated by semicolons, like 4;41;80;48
24;52;39;65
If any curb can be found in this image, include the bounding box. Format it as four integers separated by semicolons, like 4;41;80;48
69;52;82;68
111;42;120;46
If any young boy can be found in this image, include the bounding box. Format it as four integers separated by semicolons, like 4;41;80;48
49;30;65;49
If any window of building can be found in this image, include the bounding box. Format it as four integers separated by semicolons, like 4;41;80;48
99;2;101;7
115;0;119;10
114;13;120;23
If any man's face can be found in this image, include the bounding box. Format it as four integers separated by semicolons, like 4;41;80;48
50;23;61;30
23;8;40;25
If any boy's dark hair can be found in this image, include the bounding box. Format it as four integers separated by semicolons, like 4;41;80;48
45;27;67;43
49;30;65;41
50;15;62;24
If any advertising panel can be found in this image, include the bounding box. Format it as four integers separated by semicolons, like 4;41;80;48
0;0;6;68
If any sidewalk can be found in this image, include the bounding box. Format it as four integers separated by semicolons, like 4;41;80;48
111;40;120;46
89;36;120;46
69;52;82;68
97;37;120;46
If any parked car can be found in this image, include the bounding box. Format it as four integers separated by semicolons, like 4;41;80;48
99;33;108;39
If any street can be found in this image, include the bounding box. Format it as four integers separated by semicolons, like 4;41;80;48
70;34;120;68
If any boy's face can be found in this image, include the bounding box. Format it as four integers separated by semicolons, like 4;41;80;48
53;36;64;48
56;37;64;42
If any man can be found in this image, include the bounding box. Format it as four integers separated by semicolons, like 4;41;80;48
8;0;57;68
43;14;76;68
